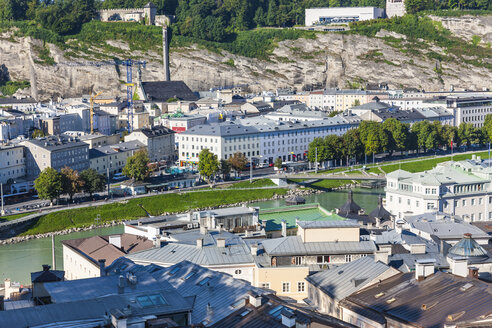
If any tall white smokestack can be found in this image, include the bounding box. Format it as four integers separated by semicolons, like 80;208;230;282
163;26;170;81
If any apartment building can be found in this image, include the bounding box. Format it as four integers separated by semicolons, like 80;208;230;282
124;125;175;163
178;116;357;165
446;96;492;127
0;145;25;184
89;140;146;175
385;158;492;221
22;136;89;176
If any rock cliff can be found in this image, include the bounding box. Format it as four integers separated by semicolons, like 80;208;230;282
1;15;491;101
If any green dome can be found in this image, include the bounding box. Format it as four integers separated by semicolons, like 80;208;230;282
448;233;488;259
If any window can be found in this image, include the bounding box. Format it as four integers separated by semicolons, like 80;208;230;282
198;277;211;286
463;200;467;206
294;256;302;265
416;201;419;207
472;199;476;206
234;269;242;275
479;198;483;205
282;282;290;293
297;282;305;292
427;203;434;210
345;255;352;262
183;271;196;280
317;255;330;263
260;282;270;289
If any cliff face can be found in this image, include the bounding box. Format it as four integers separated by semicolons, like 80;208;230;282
1;15;491;101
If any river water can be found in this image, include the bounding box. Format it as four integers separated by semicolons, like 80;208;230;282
0;187;382;285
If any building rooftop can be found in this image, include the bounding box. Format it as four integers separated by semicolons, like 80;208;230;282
213;293;357;328
61;233;154;267
404;212;490;240
297;219;359;229
23;136;88;151
89;140;146;159
306;256;398;302
261;236;376;256
341;271;492;328
126;230;254;266
134;125;175;138
152;261;269;326
448;233;489;259
141;81;198;102
259;204;343;232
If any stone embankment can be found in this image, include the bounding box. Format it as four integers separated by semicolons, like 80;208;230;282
0;187;320;245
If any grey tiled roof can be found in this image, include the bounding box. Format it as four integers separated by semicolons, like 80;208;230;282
306;256;396;301
261;236;376;256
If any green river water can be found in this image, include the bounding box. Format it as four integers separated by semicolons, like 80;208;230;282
0;187;383;285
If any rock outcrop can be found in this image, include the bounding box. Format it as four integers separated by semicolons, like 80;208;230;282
1;15;491;101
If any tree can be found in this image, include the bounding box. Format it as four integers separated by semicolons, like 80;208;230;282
412;120;433;152
343;129;364;163
307;137;327;163
274;157;283;170
198;149;220;182
31;129;45;138
266;0;278;26
80;168;105;197
123;149;150;181
483;114;492;143
351;99;361;107
34;167;62;204
324;134;342;163
61;166;83;201
405;0;434;14
220;159;231;179
228;152;248;175
383;118;409;156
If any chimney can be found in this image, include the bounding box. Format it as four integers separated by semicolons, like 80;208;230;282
109;235;122;249
281;219;287;237
42;264;51;272
98;259;106;277
248;291;263;307
410;244;426;255
450;257;468;278
118;275;125;294
200;225;208;235
251;243;258;256
440;240;450;256
374;250;389;265
468;266;479;279
281;308;296;327
0;295;4;311
197;238;203;249
206;303;213;316
154;235;161;248
162;27;170;81
415;259;435;281
217;238;226;248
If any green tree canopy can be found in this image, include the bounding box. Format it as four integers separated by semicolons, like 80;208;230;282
80;168;105;197
228;152;248;174
35;167;62;203
123;149;150;181
220;159;232;179
198;149;220;182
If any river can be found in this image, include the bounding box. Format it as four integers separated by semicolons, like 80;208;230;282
0;187;382;285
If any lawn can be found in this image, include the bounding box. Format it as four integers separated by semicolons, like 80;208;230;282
229;178;276;188
379;151;490;173
22;188;288;235
0;211;35;221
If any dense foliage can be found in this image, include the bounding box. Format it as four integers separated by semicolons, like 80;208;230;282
2;0;489;44
307;117;492;165
123;149;150;181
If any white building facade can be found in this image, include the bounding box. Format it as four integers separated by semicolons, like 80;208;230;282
305;7;385;26
0;145;25;184
386;159;492;221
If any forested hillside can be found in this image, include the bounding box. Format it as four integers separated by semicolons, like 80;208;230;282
0;0;490;40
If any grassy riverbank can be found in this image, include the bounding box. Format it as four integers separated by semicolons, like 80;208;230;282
0;211;35;221
21;188;288;235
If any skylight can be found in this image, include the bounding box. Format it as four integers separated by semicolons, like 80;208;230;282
198;277;211;286
169;266;181;275
268;305;285;319
183;271;196;280
136;294;167;308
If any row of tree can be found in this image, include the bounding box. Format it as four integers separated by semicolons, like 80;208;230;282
307;117;492;165
34;167;106;203
33;150;151;202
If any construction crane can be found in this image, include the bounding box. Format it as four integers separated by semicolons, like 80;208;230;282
89;91;103;134
57;59;146;133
